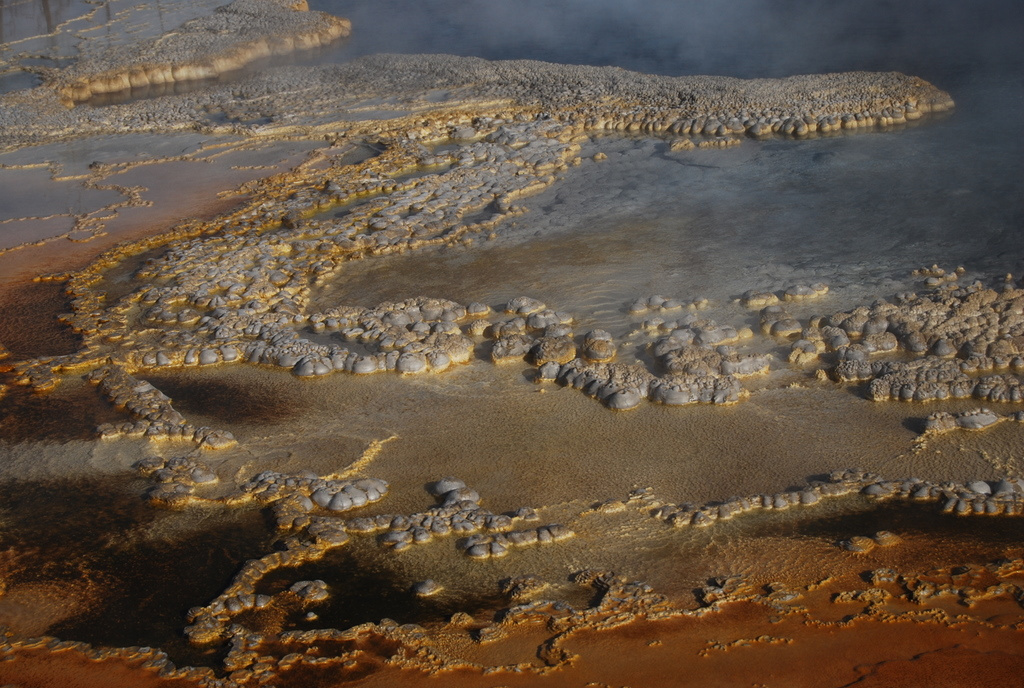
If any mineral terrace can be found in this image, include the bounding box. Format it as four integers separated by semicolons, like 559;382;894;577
0;1;1022;687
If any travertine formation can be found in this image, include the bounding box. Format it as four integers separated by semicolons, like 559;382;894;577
176;469;572;644
0;3;965;444
4;2;1024;686
924;407;1024;433
91;364;238;448
13;128;1018;436
4;550;1022;686
48;0;351;105
0;25;954;152
652;468;1024;528
131;452;1024;682
827;282;1024;401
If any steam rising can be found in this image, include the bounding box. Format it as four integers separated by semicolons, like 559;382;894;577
312;0;1024;85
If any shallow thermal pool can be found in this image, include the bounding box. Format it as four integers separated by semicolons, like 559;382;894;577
0;1;1022;686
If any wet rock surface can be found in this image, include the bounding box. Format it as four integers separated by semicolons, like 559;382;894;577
52;1;349;106
0;1;1022;687
827;283;1024;402
0;13;953;152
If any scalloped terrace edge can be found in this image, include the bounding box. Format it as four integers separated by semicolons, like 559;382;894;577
0;2;955;153
1;56;959;418
47;0;351;106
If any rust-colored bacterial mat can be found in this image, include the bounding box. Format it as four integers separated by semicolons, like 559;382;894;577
0;1;1022;686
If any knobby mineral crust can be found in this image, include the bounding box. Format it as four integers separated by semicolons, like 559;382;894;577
2;1;1022;687
45;0;351;106
2;31;963;434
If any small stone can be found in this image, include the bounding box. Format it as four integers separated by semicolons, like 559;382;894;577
799;490;819;505
843;536;876;552
873;531;900;547
442;487;480;506
327;492;354;511
536;361;562;381
862;483;891;497
411;579;442;596
966;480;992;495
429;477;466;496
191;468;217;483
607;388;644;410
504;296;545;315
957;410;1000;430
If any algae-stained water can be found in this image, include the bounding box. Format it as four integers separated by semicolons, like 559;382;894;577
0;0;1023;686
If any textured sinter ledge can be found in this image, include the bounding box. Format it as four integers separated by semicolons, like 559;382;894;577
113;439;1024;651
0;49;952;151
317;54;955;128
0;78;1007;451
45;0;350;106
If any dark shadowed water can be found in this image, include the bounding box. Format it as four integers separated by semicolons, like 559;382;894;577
312;0;1024;88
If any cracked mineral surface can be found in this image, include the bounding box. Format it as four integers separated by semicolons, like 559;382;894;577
0;0;1022;686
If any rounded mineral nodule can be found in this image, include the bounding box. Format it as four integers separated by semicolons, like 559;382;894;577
412;579;442;596
842;536;876;553
607;388;644;410
966;479;993;495
873;531;901;547
429;477;467;497
505;296;546;315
